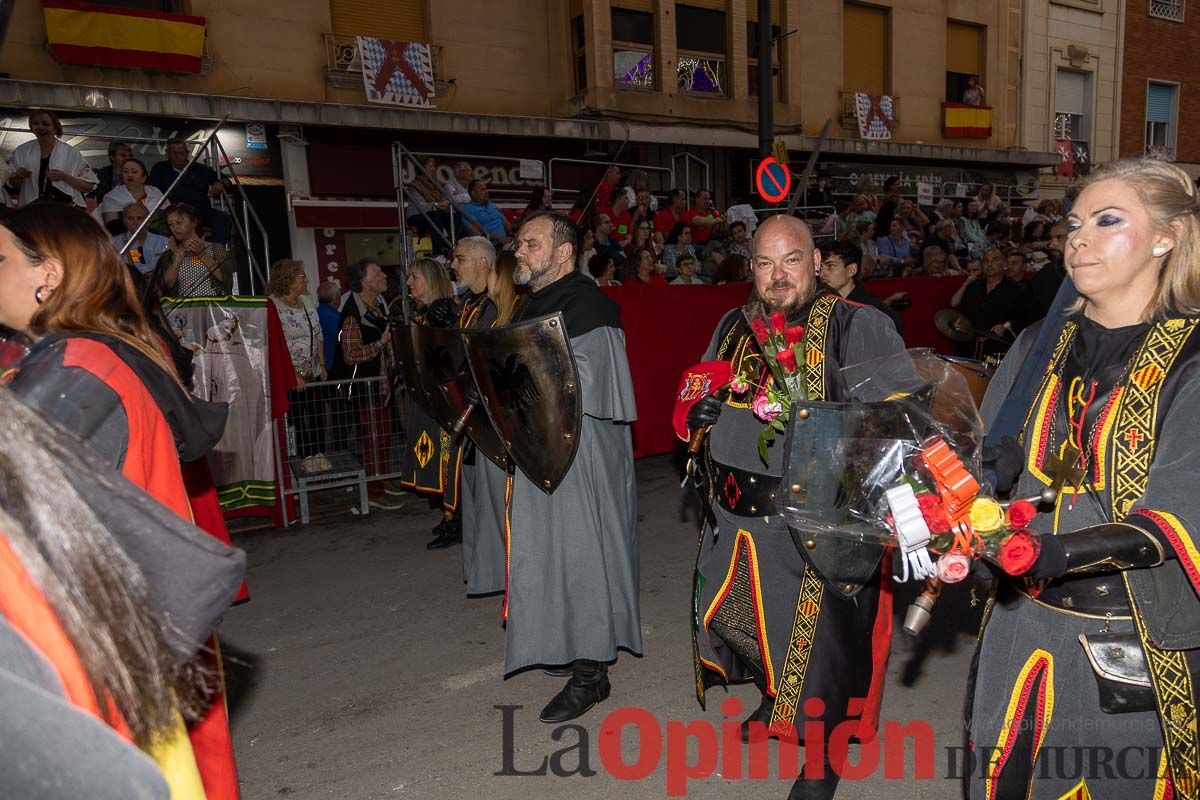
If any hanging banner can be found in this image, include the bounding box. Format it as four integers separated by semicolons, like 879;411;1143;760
854;93;895;140
166;297;276;510
357;36;435;108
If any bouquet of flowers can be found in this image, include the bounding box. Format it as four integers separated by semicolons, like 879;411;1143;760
777;350;1044;583
736;304;809;465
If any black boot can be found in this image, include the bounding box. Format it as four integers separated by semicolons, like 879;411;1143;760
538;660;611;723
427;516;462;550
740;692;776;743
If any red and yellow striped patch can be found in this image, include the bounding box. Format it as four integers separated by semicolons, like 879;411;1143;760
1132;364;1165;390
42;0;206;74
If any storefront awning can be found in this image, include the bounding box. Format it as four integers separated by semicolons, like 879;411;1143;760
292;198;399;229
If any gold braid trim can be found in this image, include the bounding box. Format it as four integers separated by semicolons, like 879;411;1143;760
1110;318;1200;798
1018;321;1077;448
770;295;835;727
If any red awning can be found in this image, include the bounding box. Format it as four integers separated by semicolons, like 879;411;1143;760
292;198;401;229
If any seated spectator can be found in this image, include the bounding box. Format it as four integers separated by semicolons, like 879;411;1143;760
670;253;704;285
461;180;513;247
800;171;835;208
974;182;1003;221
161;203;231;297
406;157;459;253
962;75;986;106
521;186;553;220
592;214;623;261
624;219;656;259
950;245;1026;358
100;158;164;230
625;246;667;285
844;194;875;227
724;193;759;239
714;253;749;284
577;227;597;271
924;217;965;260
601;190;634;243
963;255;983;281
113;202;170;276
914;245;960;276
587;252;620;286
88;140;132;202
820;240;904;336
628;188;655;241
1020;220;1050;256
6;109;97;208
148;137;231;243
933;198;956;225
653;188;687;245
985;218;1014;250
622;169;659;212
684;189;721;245
443;161;474;210
700;220;731;280
822;201;848;239
895;198;929;236
661;222;695;278
875;218;917;275
1028;218;1068;324
1005;247;1031;283
1021;198;1056;226
960;199;988;255
729;219;752;259
316;280;342;376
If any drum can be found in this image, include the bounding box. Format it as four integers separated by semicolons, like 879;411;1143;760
937;355;995;409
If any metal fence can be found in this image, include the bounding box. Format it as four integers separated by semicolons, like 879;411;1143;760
274;376;406;525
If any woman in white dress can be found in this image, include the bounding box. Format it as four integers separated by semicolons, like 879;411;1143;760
5;109;96;208
100;158;165;226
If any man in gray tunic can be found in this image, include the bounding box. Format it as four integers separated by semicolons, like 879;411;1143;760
505;211;642;723
686;215;908;799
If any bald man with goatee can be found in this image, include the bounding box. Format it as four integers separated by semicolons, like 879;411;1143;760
685;215;908;800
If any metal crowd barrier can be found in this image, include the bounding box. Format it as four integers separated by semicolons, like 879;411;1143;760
274;376;406;526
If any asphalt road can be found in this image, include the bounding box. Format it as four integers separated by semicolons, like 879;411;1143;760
220;455;985;800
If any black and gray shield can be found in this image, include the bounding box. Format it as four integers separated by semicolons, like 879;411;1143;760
462;312;581;493
779;390;933;598
394;325;433;416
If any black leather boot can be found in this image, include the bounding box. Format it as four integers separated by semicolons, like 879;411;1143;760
539;660;611;723
786;761;841;800
740;668;776;743
427;516;462;550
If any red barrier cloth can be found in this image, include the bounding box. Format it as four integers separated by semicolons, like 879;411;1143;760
603;275;966;458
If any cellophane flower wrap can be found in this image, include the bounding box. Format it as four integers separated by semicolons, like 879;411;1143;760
776;349;1043;582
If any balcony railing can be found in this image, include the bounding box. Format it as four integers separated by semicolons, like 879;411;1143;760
1150;0;1185;21
323;34;448;94
839;91;900;134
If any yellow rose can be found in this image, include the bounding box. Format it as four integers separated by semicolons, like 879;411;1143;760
969;497;1005;533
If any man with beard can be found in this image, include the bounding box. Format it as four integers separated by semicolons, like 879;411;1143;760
1027;217;1068;323
686;215;907;800
503;211;641;722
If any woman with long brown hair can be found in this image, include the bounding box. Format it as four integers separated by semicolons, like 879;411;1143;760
0;203;238;799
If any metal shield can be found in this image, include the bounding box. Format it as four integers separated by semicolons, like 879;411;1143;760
778;389;934;597
439;372;509;470
394;325;433;416
462;312;581;493
410;323;466;431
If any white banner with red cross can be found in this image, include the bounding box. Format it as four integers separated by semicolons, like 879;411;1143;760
855;92;895;140
357;36;435;108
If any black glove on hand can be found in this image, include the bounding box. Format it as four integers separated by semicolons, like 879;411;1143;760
982;435;1025;494
428;298;457;329
462;379;480;407
686;394;724;432
1023;534;1067;580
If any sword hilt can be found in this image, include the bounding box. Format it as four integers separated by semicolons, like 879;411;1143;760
452;403;475;440
687;426;711;455
902;577;943;637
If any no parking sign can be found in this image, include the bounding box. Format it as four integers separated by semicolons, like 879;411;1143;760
755;156;791;204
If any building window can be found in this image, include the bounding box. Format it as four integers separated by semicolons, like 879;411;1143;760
747;0;782;101
572;14;588;93
1055;68;1092;170
945;21;985;104
843;2;889;95
612;7;655;89
676;3;726;95
1146;81;1179;159
1150;0;1185;21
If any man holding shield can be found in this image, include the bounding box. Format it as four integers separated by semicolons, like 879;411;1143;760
685;215;907;799
487;211;642;723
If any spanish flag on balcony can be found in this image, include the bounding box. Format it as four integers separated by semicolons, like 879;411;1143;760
42;0;206;74
943;102;992;138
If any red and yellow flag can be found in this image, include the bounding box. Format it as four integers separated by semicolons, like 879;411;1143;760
943;102;992;138
42;0;206;74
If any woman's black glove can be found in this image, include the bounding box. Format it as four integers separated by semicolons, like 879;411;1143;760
427;298;457;329
686;395;724;432
982;435;1025;494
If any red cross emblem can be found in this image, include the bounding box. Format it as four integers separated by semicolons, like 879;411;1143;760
1124;428;1145;451
724;473;741;509
371;41;431;101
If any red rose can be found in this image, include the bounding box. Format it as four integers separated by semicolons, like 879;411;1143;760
1007;499;1037;530
998;531;1042;576
776;347;798;374
915;493;951;535
784;325;806;346
769;312;787;334
750;319;769;342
